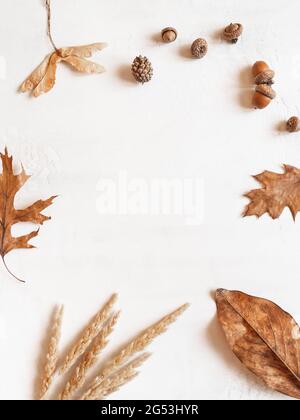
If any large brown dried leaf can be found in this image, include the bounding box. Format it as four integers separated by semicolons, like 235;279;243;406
20;43;107;97
215;289;300;400
0;148;56;282
244;165;300;220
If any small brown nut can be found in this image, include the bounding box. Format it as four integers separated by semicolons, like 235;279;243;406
252;61;269;77
255;84;276;100
161;27;177;43
252;91;272;109
191;38;208;58
223;23;243;43
286;116;300;132
254;69;275;85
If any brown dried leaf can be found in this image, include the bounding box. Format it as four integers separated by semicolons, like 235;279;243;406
0;148;56;282
62;56;105;74
215;289;300;400
244;165;300;220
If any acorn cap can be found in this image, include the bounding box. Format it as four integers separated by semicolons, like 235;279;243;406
161;27;177;43
223;23;243;41
255;84;276;100
254;69;275;85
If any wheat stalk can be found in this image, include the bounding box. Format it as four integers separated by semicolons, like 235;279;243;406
58;312;120;400
40;305;64;400
59;294;117;375
81;303;189;400
82;353;151;400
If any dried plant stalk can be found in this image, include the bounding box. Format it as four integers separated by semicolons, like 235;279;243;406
40;305;64;400
58;312;120;400
83;353;151;400
81;303;189;400
59;294;117;374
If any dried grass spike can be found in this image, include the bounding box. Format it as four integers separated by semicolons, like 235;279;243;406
58;312;120;400
81;303;189;400
40;305;64;399
59;294;117;374
82;353;151;400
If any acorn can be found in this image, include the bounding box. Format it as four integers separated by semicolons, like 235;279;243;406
252;61;269;77
252;61;274;85
223;23;243;43
191;38;208;58
161;27;177;43
286;116;300;132
253;84;276;109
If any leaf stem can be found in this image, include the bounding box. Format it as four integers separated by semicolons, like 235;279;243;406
1;256;25;283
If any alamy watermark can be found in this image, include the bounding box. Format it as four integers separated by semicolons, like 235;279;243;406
96;171;204;226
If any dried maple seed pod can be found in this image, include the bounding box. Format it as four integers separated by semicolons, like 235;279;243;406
223;23;243;43
191;38;208;59
131;56;153;84
286;116;300;133
161;27;177;43
254;69;275;85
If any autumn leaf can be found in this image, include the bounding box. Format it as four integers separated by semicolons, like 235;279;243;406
0;148;56;282
215;289;300;400
243;165;300;220
20;43;107;97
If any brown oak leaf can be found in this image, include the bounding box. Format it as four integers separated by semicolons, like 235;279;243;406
20;43;107;97
216;289;300;400
0;148;56;282
243;165;300;220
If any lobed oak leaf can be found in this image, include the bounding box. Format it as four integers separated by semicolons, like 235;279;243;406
243;165;300;220
216;289;300;400
0;148;56;282
20;43;107;97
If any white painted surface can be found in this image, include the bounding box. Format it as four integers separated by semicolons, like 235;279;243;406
0;0;299;400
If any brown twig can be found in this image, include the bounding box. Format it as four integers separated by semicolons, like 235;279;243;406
45;0;59;52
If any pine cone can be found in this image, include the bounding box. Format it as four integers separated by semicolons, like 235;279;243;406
131;56;153;84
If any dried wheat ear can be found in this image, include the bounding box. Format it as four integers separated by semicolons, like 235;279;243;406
39;294;189;400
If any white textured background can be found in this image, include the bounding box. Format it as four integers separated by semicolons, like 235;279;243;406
0;0;299;400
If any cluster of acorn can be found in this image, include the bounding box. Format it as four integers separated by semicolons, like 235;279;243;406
131;23;243;84
252;61;276;109
130;24;300;137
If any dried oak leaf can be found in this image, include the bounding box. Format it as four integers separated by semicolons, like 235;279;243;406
216;289;300;400
244;165;300;220
0;148;56;282
20;43;107;97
